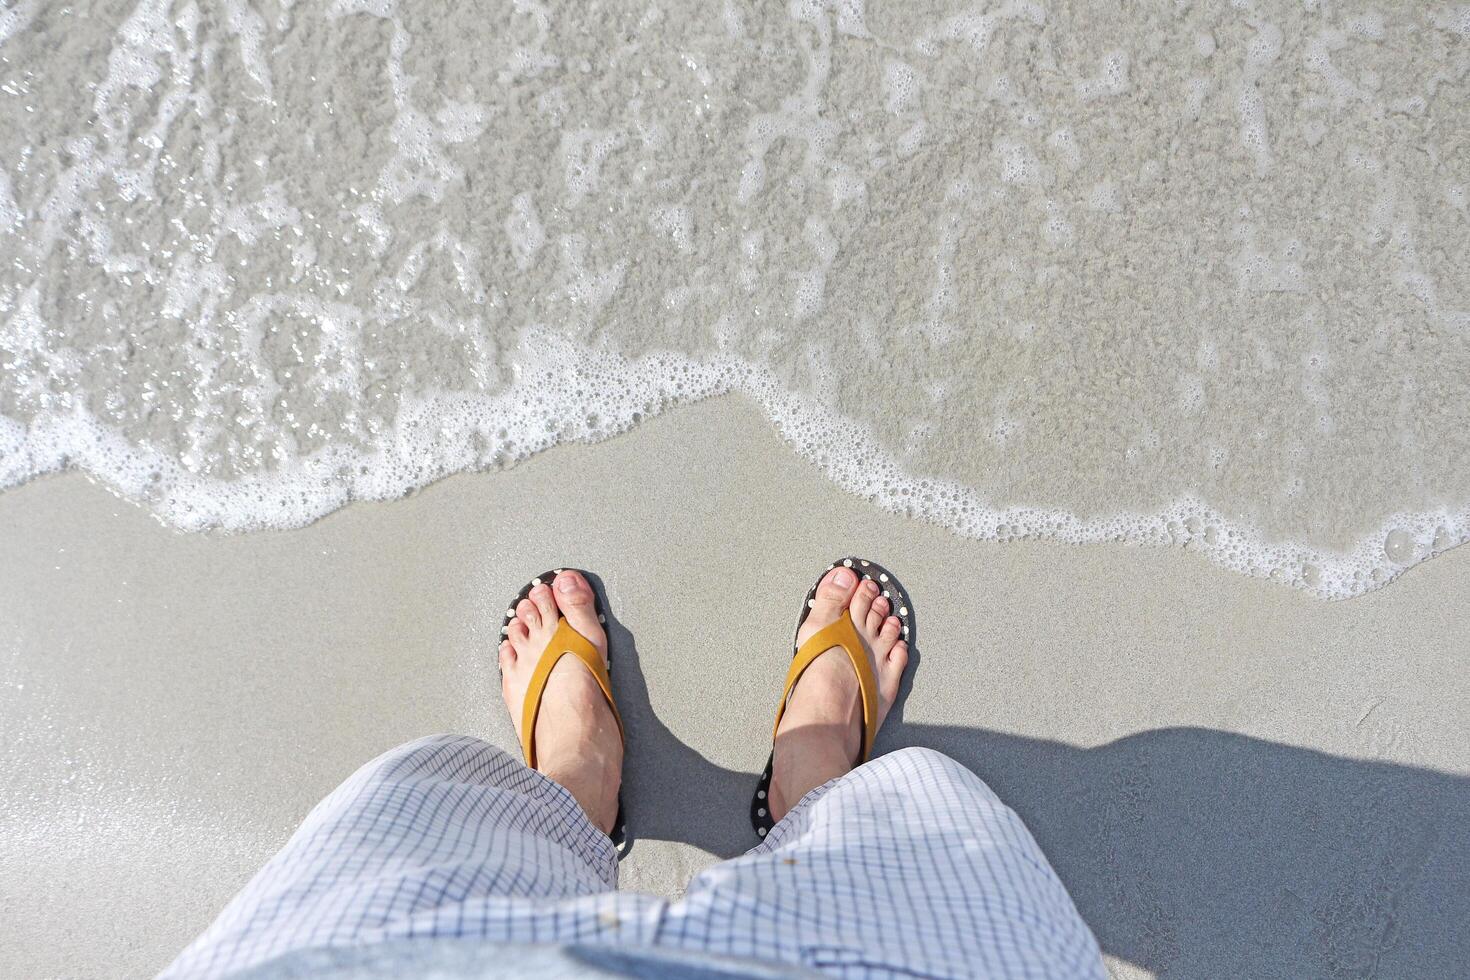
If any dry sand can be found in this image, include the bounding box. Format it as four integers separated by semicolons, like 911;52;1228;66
2;395;1467;979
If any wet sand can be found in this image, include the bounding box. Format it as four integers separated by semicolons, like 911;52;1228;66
4;1;1467;595
2;395;1468;978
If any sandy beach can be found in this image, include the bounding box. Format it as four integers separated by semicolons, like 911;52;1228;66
3;1;1469;976
2;395;1467;978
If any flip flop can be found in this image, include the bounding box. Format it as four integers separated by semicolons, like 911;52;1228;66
500;569;627;847
750;557;915;839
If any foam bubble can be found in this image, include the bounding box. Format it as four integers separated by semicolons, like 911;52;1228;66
4;339;1463;600
561;129;623;206
883;60;919;114
505;193;546;271
1236;18;1282;173
649;205;693;253
1075;49;1130;101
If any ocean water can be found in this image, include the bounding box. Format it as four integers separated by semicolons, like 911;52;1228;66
0;0;1466;598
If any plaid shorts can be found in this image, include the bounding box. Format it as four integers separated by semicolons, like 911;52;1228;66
162;735;1103;978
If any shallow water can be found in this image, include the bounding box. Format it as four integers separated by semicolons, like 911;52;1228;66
0;0;1466;597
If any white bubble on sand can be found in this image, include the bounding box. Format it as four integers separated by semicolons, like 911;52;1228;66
649;205;694;253
1236;15;1282;174
883;60;919;114
1075;49;1130;101
561;129;624;206
1087;181;1121;214
1384;530;1416;565
505;193;546;271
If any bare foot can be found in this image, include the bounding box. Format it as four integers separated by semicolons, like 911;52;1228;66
499;570;622;834
767;565;910;821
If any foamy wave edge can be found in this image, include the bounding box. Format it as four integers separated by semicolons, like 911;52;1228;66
1;338;1464;600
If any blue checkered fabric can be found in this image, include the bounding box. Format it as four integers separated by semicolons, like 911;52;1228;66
161;736;1103;979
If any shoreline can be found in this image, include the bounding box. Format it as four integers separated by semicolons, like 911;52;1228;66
3;395;1468;978
4;383;1464;601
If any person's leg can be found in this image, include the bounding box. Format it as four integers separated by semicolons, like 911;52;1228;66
762;566;910;822
163;571;638;979
666;566;1103;977
499;570;624;834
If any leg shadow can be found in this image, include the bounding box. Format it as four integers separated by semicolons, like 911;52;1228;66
592;574;1467;976
590;573;753;860
892;724;1470;979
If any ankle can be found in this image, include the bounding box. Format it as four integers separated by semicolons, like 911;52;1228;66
543;758;620;833
770;722;854;820
532;664;622;834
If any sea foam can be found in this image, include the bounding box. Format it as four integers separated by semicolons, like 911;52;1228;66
1;0;1467;599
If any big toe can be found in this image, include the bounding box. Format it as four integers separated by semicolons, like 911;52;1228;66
808;563;860;626
553;569;607;659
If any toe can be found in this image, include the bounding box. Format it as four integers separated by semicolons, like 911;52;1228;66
497;639;515;671
528;583;558;625
507;618;530;651
865;606;884;635
850;578;879;627
516;598;541;631
552;570;607;660
878;639;909;705
865;594;889;634
809;564;860;625
877;615;902;652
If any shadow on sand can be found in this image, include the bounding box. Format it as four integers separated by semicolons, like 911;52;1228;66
598;589;1470;979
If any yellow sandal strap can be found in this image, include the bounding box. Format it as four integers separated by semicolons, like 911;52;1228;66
770;610;880;764
520;617;624;769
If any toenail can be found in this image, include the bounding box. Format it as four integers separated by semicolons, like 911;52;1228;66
556;576;577;593
833;568;856;587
